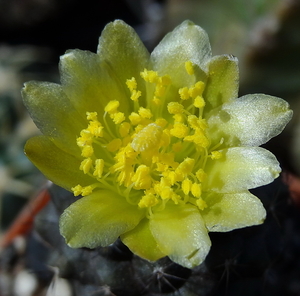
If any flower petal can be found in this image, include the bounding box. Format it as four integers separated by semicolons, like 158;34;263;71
151;20;211;88
25;135;94;190
203;147;281;193
203;54;239;110
207;94;293;147
22;81;85;155
97;20;150;105
60;49;132;118
59;190;145;248
202;191;266;232
121;218;166;262
149;203;211;268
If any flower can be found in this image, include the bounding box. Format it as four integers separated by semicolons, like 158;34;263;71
22;20;292;268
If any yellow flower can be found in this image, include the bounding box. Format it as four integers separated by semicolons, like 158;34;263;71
22;20;292;268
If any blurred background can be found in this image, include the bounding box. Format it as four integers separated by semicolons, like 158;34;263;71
0;0;300;295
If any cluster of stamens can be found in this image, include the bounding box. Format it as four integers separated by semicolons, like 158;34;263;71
71;61;223;215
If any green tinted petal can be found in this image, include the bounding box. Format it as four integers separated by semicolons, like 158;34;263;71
149;204;211;268
202;191;266;232
151;20;211;88
207;94;293;147
121;218;166;261
25;136;94;190
203;54;239;111
60;190;145;248
203;147;281;193
97;20;150;106
60;49;131;117
22;81;85;155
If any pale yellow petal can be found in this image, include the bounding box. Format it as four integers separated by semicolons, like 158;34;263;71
151;20;210;88
97;20;150;107
202;191;266;232
207;94;293;147
121;219;166;262
149;203;211;268
203;147;281;193
203;54;239;110
60;190;145;248
60;49;131;119
25;136;94;190
22;81;85;155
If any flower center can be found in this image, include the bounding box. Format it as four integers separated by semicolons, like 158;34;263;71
72;61;223;215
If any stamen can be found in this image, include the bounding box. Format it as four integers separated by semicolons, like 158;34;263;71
195;168;206;182
80;158;93;174
105;100;120;114
132;165;152;189
138;193;159;208
119;122;131;137
170;123;189;138
196;198;207;210
210;151;223;160
179;87;190;100
191;183;202;198
93;159;105;178
182;179;192;195
167;102;184;114
194;96;205;109
138;107;152;119
107;138;122;152
72;61;217;214
126;77;137;91
185;61;194;75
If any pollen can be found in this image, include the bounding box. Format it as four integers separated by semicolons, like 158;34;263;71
210;151;223;159
138;107;153;119
129;112;141;125
81;145;94;157
132;165;152;189
191;183;202;198
179;87;190;100
189;81;205;98
196;198;207;210
196;168;206;182
119;122;131;137
138;193;159;208
188;115;207;130
71;185;84;196
71;184;95;197
141;69;159;83
175;158;195;180
182;179;192;195
126;77;137;91
131;90;141;101
170;123;189;138
126;77;141;101
194;96;205;108
173;114;185;123
86;112;98;121
167;102;184;114
111;112;125;124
